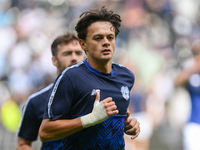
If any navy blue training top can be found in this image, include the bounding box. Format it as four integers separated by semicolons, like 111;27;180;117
17;83;63;150
43;59;135;150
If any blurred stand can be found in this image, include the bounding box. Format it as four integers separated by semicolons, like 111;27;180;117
1;0;200;149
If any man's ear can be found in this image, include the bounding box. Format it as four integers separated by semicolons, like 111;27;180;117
52;56;57;67
79;39;87;51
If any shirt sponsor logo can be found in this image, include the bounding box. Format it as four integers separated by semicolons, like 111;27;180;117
91;89;100;95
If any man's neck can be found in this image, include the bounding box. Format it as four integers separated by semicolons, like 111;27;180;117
87;59;112;73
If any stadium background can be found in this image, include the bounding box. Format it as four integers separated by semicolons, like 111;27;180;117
0;0;199;149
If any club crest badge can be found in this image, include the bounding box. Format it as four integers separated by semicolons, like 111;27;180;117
121;86;129;100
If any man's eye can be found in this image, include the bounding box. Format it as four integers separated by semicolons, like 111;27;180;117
108;36;114;40
76;51;83;55
95;37;101;40
63;52;71;56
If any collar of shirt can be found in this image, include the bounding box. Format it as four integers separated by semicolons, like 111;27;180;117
84;59;115;76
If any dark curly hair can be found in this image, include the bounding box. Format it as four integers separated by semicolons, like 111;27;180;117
75;6;121;41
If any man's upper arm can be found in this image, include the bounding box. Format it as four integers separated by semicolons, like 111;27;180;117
17;99;39;141
46;74;74;120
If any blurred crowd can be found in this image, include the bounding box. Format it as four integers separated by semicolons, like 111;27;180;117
0;0;200;149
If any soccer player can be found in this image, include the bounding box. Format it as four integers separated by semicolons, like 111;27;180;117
175;39;200;150
39;6;140;149
16;32;85;150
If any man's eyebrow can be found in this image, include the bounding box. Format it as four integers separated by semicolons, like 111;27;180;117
62;51;72;54
93;33;115;37
93;34;102;37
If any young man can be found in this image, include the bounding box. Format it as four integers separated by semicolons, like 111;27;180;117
39;6;140;149
175;39;200;150
16;32;85;150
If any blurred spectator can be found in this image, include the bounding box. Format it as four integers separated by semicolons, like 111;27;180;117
175;39;200;150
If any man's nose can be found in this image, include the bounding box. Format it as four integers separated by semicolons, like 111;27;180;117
71;53;78;62
102;38;110;47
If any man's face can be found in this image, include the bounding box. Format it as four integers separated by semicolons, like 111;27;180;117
81;21;116;64
53;40;85;73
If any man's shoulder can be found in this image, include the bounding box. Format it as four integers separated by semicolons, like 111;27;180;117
62;61;86;76
113;63;133;74
27;83;53;105
113;62;135;82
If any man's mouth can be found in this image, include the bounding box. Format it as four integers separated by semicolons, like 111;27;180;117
102;49;111;54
